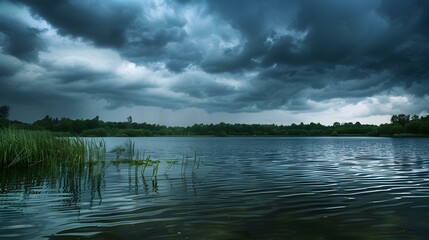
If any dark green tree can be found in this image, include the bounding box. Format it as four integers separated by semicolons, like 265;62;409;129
390;114;410;127
87;116;101;129
405;121;421;134
0;105;10;120
411;114;420;121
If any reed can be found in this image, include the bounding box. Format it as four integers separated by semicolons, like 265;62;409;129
192;151;201;175
0;128;106;168
125;139;135;161
108;140;203;177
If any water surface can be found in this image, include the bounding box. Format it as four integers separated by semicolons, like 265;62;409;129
1;137;429;239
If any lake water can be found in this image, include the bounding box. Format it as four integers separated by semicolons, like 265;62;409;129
1;137;429;239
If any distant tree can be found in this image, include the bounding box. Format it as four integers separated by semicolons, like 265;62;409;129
87;115;100;129
419;121;429;134
0;105;10;120
390;114;410;127
127;116;133;123
378;123;404;136
58;118;73;133
72;119;86;134
405;121;421;134
33;115;56;131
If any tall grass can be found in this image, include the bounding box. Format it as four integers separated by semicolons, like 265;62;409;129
0;128;105;168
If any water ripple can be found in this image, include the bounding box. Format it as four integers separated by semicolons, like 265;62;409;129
1;137;429;239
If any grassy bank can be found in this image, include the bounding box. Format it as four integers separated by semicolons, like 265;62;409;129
0;128;105;168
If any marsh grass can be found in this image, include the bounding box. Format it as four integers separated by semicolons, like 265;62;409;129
0;129;107;206
0;128;106;168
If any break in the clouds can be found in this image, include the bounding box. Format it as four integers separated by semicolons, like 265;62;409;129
0;0;428;125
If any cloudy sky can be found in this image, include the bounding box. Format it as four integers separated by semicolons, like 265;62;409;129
1;0;428;126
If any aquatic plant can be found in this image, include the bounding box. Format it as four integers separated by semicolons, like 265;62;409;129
111;139;137;161
178;152;202;176
111;145;126;160
125;139;135;161
192;151;201;175
0;128;106;167
137;155;160;177
109;140;203;178
165;159;178;172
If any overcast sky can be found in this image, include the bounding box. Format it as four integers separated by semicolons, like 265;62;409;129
1;0;428;126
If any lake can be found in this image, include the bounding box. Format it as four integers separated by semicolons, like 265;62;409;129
1;137;429;239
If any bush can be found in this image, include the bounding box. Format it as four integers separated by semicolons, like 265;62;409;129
81;128;108;137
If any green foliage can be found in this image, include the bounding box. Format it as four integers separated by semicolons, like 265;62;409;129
81;128;108;137
390;114;410;127
6;112;429;137
378;123;404;136
420;120;429;134
0;105;10;120
405;120;421;134
376;115;429;136
0;128;105;167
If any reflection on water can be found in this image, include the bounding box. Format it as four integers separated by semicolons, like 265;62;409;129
1;137;429;239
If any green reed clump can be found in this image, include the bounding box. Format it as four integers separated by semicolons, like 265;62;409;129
0;128;105;168
109;139;203;178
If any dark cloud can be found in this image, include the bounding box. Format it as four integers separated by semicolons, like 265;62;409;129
202;0;428;71
204;1;428;68
101;92;190;110
12;0;141;47
121;16;192;70
206;0;296;38
201;0;297;73
199;0;429;112
0;73;82;120
165;59;190;73
122;15;200;72
162;41;203;72
0;15;45;61
12;0;195;70
200;39;262;73
20;0;206;75
378;0;429;39
171;74;236;99
1;0;429;123
0;54;22;77
41;63;114;84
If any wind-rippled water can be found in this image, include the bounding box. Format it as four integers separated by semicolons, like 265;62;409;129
1;137;429;239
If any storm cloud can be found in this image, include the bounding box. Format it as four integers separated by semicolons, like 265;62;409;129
0;14;45;61
1;0;428;124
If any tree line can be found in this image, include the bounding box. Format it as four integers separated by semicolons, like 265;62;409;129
1;105;429;137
